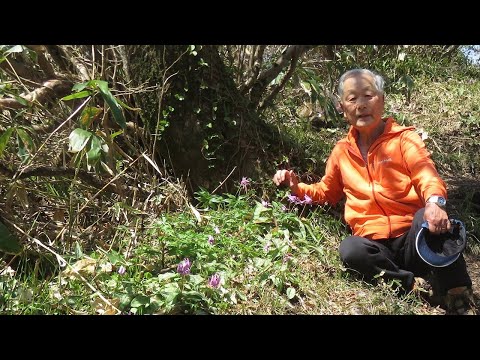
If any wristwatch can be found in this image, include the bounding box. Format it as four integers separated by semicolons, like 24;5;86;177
426;195;447;209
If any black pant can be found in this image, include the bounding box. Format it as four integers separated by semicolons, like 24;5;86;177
339;208;472;294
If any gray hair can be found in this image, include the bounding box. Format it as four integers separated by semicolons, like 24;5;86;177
337;69;385;98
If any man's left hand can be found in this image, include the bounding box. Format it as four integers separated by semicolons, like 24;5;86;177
424;202;451;234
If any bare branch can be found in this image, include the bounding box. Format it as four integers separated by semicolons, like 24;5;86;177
259;48;300;110
0;79;72;110
239;45;266;94
58;45;91;81
248;45;314;108
0;161;146;198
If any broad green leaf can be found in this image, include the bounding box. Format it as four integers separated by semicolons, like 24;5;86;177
286;287;296;300
79;106;102;128
0;220;22;254
188;274;204;285
94;80;126;129
253;203;271;224
74;241;83;259
106;251;122;265
295;218;307;240
119;294;131;308
68;128;92;152
16;134;28;163
13;95;28;106
0;127;14;157
161;282;180;304
158;272;177;282
16;128;35;152
253;202;271;219
61;90;91;101
130;295;150;308
72;82;88;92
4;45;25;55
86;135;102;163
300;81;312;95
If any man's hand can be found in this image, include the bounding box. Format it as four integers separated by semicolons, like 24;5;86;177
272;169;299;193
424;202;451;234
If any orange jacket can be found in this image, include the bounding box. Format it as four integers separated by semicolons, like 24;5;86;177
294;117;447;240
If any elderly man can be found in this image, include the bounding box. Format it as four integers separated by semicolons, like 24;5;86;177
273;68;474;314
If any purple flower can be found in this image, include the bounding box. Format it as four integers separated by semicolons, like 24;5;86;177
261;199;270;207
240;177;250;189
303;194;313;205
177;258;192;275
118;265;126;275
208;235;215;245
208;273;221;288
264;241;271;252
214;226;220;234
287;194;300;204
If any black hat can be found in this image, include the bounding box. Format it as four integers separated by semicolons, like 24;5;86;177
415;219;467;267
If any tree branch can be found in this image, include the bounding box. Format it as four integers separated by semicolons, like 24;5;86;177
58;45;92;81
248;45;314;108
239;45;266;94
0;161;146;198
0;79;72;110
259;49;300;110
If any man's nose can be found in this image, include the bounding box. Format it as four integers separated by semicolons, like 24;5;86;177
356;99;367;109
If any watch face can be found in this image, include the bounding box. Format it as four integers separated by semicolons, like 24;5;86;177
438;197;446;206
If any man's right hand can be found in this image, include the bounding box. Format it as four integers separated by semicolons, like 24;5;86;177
272;169;299;193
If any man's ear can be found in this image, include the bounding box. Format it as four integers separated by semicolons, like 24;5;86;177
335;98;344;115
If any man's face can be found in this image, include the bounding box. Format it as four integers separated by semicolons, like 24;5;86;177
339;73;385;130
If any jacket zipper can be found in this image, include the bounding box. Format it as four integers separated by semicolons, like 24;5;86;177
350;144;392;238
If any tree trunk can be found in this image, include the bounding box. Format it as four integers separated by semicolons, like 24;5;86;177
126;45;275;194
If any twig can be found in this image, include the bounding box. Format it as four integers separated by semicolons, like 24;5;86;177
212;166;237;194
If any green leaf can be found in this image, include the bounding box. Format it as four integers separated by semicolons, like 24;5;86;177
130;295;150;308
16;134;28;163
119;294;132;309
79;106;102;128
86;135;103;164
110;130;124;139
106;251;122;265
286;287;296;299
74;241;83;259
16;128;35;152
253;202;272;224
72;82;88;92
0;127;14;157
0;220;22;254
158;272;177;282
4;45;25;55
94;80;126;129
116;98;141;111
68;128;92;153
13;95;28;106
161;282;180;304
188;274;204;285
61;90;91;101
